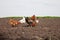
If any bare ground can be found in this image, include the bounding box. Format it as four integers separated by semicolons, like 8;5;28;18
0;18;60;40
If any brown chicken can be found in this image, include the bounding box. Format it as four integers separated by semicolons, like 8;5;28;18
25;15;37;27
9;19;20;27
31;15;36;21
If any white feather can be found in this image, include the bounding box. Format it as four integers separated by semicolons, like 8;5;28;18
19;17;26;23
36;20;39;23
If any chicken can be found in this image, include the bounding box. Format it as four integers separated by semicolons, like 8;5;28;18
31;15;36;21
31;15;39;26
25;15;39;27
9;19;20;27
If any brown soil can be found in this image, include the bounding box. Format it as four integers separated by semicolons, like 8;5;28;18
0;18;60;40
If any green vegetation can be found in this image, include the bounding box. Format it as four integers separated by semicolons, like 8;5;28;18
2;16;60;18
37;16;60;18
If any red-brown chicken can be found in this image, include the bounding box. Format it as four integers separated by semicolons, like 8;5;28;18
9;19;20;27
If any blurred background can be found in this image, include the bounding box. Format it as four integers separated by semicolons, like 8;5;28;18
0;0;60;17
